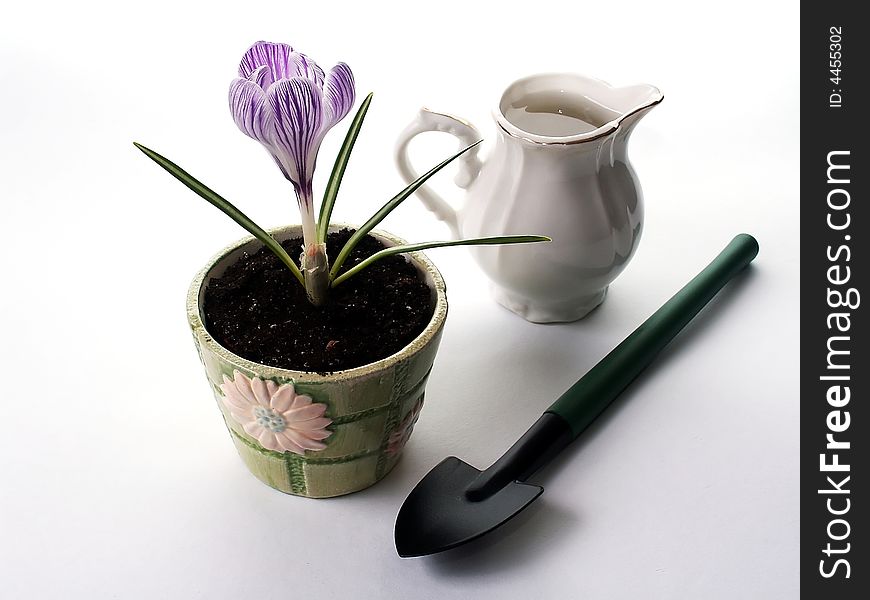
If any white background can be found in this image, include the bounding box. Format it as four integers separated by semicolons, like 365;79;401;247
0;1;799;598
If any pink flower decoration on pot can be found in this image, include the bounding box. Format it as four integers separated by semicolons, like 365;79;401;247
386;399;424;457
220;370;332;455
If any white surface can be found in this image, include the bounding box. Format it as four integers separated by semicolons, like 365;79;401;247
0;1;799;598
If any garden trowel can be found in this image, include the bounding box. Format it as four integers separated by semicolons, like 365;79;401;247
394;234;759;557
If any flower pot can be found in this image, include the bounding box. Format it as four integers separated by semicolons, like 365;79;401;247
187;225;447;498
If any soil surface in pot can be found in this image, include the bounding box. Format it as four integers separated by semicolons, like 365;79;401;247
203;228;435;373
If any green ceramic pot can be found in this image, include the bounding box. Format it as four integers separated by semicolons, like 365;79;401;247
187;225;448;498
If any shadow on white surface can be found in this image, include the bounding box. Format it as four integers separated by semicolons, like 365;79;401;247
402;265;759;576
539;264;760;479
421;499;577;576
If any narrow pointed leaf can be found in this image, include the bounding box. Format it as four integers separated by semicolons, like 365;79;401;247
331;235;550;287
317;92;373;242
329;140;483;279
133;142;304;285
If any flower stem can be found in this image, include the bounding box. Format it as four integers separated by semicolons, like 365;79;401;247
297;190;319;254
296;187;330;306
301;243;330;306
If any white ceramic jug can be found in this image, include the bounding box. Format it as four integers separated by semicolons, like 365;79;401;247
395;73;663;322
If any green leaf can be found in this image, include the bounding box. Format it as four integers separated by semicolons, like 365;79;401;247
317;92;373;243
330;235;551;287
133;142;304;286
329;140;483;280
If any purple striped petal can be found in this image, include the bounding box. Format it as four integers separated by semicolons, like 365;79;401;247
229;77;274;143
230;42;357;204
249;65;271;89
287;52;325;88
269;154;292;181
267;77;325;193
323;62;355;127
238;41;294;86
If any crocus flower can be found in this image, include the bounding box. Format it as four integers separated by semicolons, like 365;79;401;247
229;41;355;246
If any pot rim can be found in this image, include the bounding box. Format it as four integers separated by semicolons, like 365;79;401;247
187;223;448;383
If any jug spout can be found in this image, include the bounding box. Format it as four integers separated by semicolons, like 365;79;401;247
494;74;663;145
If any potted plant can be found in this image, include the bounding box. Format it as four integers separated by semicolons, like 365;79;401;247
136;41;547;497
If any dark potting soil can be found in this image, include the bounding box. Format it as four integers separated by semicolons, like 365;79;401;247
203;228;435;373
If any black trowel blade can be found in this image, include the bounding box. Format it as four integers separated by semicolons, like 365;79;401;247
394;456;544;558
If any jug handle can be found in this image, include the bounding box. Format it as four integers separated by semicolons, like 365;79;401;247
394;107;483;238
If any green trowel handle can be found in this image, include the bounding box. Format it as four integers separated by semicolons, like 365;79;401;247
547;234;759;439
